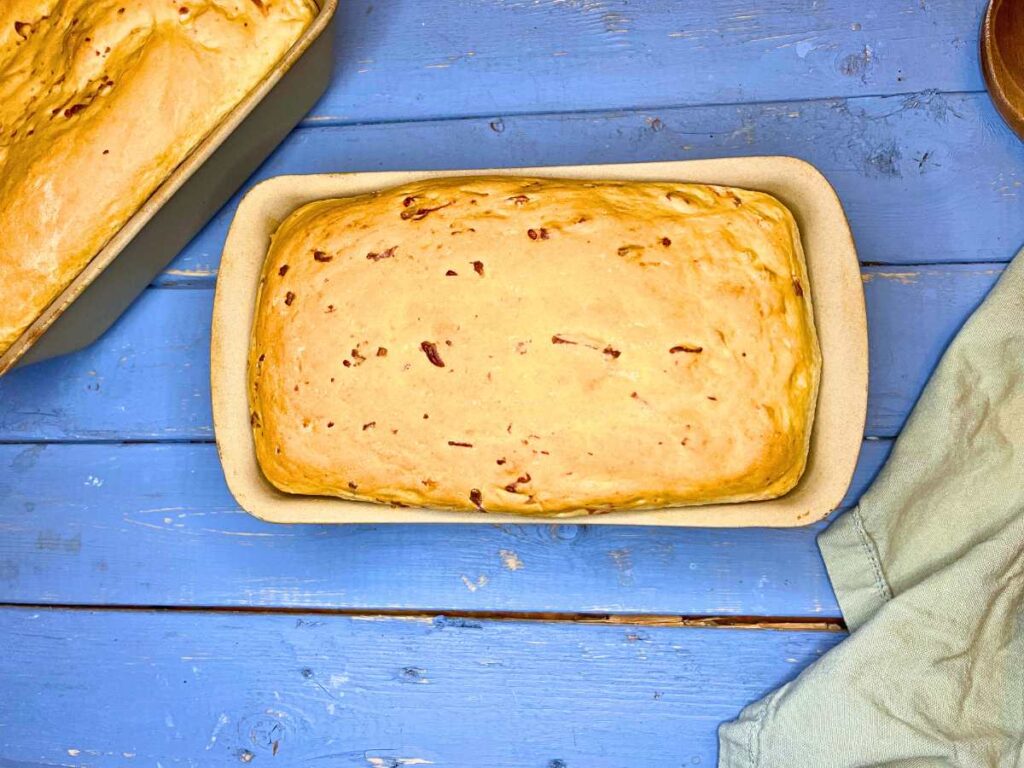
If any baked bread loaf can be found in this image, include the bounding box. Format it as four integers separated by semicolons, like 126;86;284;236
0;0;315;354
249;176;821;516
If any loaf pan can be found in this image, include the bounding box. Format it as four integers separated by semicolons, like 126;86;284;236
212;158;868;527
0;0;338;376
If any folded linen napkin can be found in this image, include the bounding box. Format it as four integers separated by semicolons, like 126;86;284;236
719;249;1024;768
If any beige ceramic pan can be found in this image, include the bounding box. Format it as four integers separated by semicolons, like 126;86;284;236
212;158;868;527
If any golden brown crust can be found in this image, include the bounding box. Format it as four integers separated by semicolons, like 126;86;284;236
0;0;315;353
249;176;821;516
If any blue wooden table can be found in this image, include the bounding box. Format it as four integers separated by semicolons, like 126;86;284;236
2;2;1022;765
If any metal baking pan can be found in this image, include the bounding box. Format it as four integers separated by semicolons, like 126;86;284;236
0;0;338;376
212;158;869;527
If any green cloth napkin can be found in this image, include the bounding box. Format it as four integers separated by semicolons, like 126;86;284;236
719;250;1024;768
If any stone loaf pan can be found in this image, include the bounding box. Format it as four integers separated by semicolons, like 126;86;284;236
0;0;338;376
211;159;868;527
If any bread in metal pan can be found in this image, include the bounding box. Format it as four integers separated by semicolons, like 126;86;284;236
0;0;316;353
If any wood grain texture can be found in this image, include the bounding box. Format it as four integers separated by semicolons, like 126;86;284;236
0;440;890;616
0;607;843;767
310;0;986;124
160;91;1024;283
0;266;1003;442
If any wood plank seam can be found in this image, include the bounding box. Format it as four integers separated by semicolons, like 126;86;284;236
0;602;846;632
297;88;990;130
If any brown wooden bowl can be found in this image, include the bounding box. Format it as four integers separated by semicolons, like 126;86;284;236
982;0;1024;139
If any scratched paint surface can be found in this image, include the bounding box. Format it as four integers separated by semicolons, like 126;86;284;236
311;0;986;124
0;440;890;615
1;0;1021;765
0;608;843;768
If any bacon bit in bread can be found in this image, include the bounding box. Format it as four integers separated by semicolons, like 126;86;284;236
313;250;332;262
420;341;445;367
471;261;484;276
553;335;619;359
504;473;532;494
401;202;453;221
669;345;703;354
469;489;484;510
630;391;652;408
362;421;376;430
367;246;397;261
448;440;473;448
284;291;295;306
278;264;289;276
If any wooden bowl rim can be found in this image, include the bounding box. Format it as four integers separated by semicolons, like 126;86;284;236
982;0;1024;139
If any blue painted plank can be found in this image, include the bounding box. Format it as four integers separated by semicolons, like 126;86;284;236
0;266;1002;441
309;0;985;124
0;440;889;616
0;607;844;767
160;92;1024;284
864;266;1002;433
